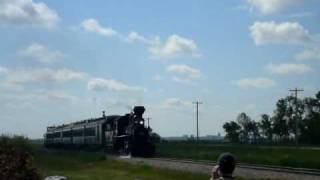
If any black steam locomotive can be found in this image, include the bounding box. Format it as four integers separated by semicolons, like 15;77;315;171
44;106;155;156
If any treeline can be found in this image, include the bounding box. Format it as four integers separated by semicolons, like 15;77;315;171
223;91;320;145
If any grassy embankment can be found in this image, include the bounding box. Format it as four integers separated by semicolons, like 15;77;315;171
1;136;210;180
156;142;320;169
34;147;210;180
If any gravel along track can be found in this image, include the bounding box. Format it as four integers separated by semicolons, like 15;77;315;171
113;156;320;180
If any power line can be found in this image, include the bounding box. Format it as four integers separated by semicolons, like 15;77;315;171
193;101;202;141
289;88;304;147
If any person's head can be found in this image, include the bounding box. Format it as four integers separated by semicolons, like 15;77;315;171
217;152;236;177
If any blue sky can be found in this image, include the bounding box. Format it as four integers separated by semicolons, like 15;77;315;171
0;0;319;138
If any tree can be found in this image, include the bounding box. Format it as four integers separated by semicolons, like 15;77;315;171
150;132;161;143
236;112;259;143
247;120;259;144
189;134;195;141
222;91;320;145
300;91;320;144
303;92;320;117
285;96;304;137
223;121;241;143
236;112;251;143
272;98;290;141
258;114;272;141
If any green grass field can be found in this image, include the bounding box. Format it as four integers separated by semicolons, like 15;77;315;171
156;142;320;169
32;142;320;180
34;148;210;180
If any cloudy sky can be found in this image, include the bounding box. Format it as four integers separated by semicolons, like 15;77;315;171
0;0;319;138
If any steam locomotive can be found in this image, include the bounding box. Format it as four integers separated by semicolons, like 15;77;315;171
44;106;155;156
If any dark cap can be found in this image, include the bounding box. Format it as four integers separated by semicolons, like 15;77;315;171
218;152;236;175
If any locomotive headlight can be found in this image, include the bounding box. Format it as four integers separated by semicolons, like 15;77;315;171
139;121;144;125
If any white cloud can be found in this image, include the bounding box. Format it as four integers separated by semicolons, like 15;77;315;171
165;64;202;84
247;0;305;15
81;18;118;38
79;18;200;60
233;78;276;88
266;63;312;75
126;31;157;44
42;90;78;102
1;90;79;103
127;33;200;60
19;43;65;64
0;0;59;28
4;68;86;85
153;74;164;81
249;21;311;45
0;66;9;76
295;48;320;61
166;64;201;78
172;76;193;84
149;35;200;59
87;78;142;92
161;98;192;109
127;31;147;43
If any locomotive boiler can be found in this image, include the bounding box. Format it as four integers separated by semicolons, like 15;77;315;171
44;106;155;156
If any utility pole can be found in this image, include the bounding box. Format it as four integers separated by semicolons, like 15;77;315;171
193;101;202;141
146;117;151;129
289;88;304;147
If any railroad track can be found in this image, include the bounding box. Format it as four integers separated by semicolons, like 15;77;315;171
149;157;320;176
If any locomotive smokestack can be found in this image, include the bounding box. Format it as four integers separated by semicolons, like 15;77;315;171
133;106;145;118
102;110;106;117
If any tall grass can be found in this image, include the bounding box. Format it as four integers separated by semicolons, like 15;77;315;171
156;142;320;169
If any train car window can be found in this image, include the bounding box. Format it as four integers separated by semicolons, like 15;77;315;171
73;129;83;137
46;133;54;139
84;127;96;136
62;131;72;137
106;124;111;131
53;132;61;138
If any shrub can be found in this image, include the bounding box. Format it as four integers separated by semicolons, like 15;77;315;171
0;135;40;180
